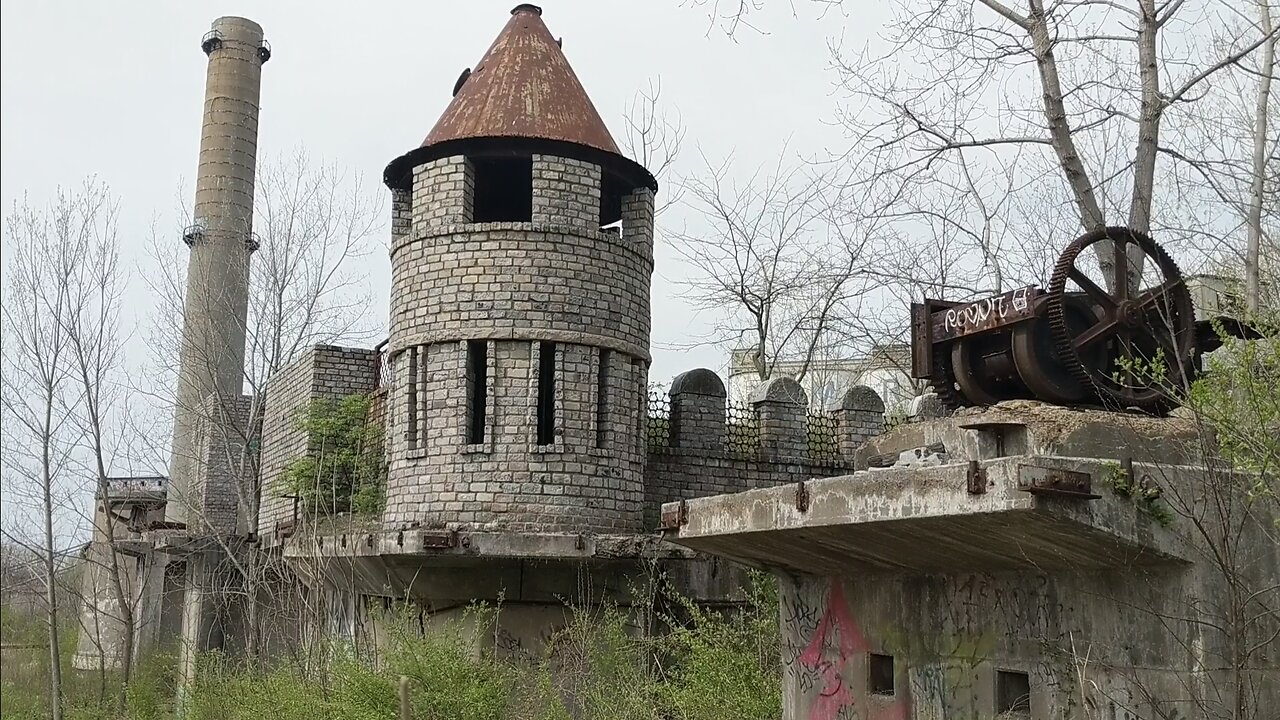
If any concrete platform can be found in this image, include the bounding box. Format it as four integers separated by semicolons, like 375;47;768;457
282;530;745;608
661;455;1188;574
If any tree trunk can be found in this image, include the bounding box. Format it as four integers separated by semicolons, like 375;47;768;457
42;415;64;720
1245;2;1275;313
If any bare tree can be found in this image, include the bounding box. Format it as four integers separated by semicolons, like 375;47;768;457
621;77;686;216
136;148;383;666
671;147;874;383
830;0;1278;295
1;186;97;720
55;180;143;710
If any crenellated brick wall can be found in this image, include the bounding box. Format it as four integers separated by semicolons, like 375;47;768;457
643;370;885;528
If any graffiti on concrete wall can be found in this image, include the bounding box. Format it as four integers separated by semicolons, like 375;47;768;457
786;578;909;720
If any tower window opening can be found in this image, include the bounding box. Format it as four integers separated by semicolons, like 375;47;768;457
406;347;420;450
596;349;611;448
868;653;895;696
996;670;1031;715
472;155;532;222
466;341;487;444
537;342;557;445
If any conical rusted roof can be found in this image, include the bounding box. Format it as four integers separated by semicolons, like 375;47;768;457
383;5;655;198
422;4;620;155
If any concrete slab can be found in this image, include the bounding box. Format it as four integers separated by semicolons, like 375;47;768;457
661;456;1188;574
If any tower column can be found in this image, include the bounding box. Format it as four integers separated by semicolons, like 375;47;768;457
168;17;269;524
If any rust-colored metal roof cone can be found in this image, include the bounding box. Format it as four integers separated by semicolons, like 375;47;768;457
384;5;655;197
424;4;620;155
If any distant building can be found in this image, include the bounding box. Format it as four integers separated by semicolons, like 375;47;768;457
727;344;917;414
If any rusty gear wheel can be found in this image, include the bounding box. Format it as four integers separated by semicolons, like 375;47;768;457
1046;227;1195;413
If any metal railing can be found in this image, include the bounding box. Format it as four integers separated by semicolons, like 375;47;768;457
646;391;671;451
806;413;839;459
725;401;760;457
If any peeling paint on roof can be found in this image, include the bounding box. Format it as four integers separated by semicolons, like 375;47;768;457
421;4;621;156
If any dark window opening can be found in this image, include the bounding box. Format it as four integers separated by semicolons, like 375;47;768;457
466;341;487;444
596;349;611;448
537;342;557;445
868;653;895;696
472;155;532;222
996;670;1031;714
406;347;419;450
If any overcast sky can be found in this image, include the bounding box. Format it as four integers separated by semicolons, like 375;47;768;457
1;0;887;384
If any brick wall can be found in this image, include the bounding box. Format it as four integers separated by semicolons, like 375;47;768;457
255;345;379;542
642;371;885;528
187;394;255;535
531;155;601;228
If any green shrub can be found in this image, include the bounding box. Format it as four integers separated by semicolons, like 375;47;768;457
658;571;781;720
283;394;385;517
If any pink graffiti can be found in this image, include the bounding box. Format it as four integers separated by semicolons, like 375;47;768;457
797;580;908;720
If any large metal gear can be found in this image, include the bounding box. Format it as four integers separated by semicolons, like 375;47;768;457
1044;227;1196;413
909;226;1224;415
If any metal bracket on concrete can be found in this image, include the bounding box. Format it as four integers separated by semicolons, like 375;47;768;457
795;481;811;512
660;500;689;530
959;421;1025;458
1017;465;1101;499
967;460;988;494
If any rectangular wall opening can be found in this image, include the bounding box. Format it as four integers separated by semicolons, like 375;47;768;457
537;342;557;445
406;347;419;450
996;670;1031;714
595;349;611;448
868;653;895;696
472;156;532;222
465;340;487;444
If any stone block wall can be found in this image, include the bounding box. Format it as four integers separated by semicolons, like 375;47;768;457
412;156;473;233
389;223;652;355
621;187;655;245
256;345;379;542
643;371;886;527
383;339;647;532
382;153;655;535
391;188;411;245
531;155;601;228
187;395;255;536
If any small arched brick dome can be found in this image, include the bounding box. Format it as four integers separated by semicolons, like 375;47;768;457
840;385;885;413
669;368;726;398
749;376;808;406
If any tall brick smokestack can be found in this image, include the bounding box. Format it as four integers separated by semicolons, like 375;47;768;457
167;17;270;524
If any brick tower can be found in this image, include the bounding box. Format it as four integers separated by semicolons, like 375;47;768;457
380;4;657;534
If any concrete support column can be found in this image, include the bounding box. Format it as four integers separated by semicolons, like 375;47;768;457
176;554;215;712
668;368;727;452
750;377;808;460
834;385;885;456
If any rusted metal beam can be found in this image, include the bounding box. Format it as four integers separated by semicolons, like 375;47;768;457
966;460;988;495
929;285;1042;343
660;500;688;530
